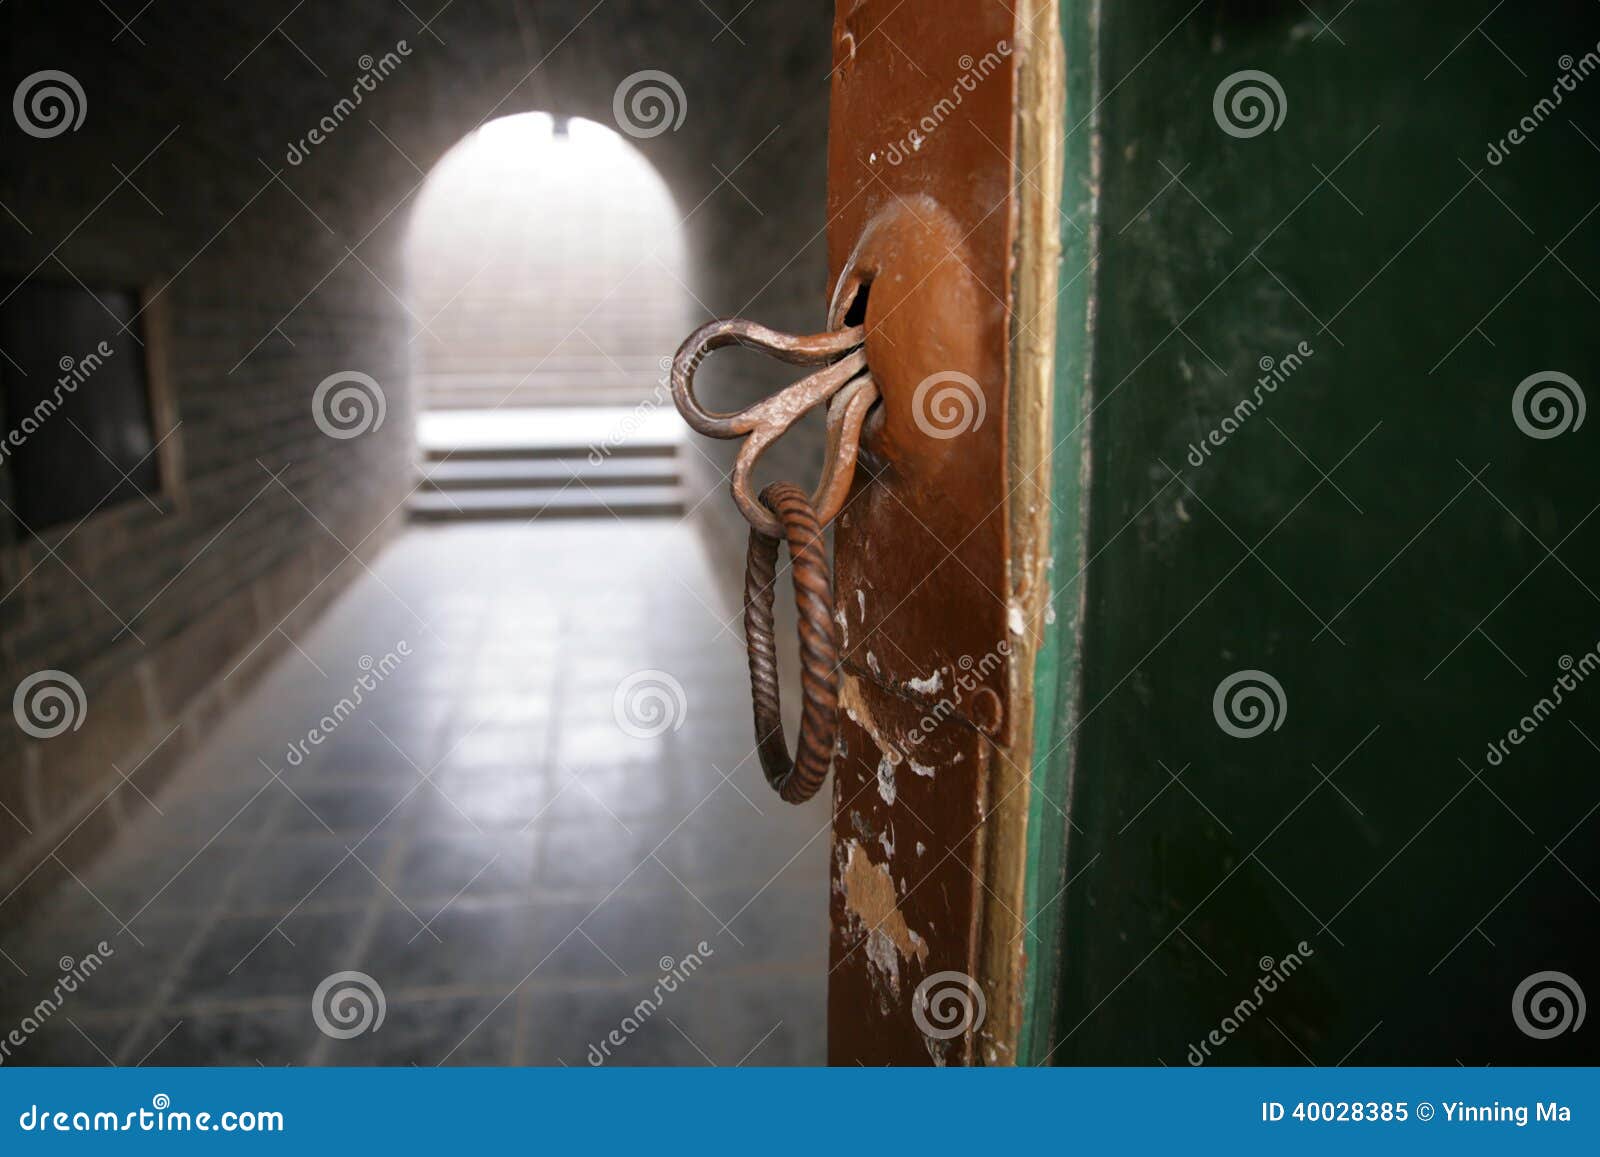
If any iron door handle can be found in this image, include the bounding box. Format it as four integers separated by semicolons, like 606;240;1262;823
670;320;877;802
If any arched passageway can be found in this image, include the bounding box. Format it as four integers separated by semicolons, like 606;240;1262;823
402;111;696;520
406;112;692;412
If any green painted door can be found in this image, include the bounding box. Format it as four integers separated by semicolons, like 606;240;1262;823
1023;0;1600;1065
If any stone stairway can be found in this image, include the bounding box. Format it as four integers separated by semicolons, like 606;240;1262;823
408;409;688;522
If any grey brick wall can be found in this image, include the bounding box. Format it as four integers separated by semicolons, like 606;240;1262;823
0;1;835;902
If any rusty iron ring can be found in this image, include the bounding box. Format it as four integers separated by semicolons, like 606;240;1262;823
744;481;840;804
671;319;876;538
673;319;865;408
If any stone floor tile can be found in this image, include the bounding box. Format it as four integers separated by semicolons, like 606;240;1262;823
0;523;827;1066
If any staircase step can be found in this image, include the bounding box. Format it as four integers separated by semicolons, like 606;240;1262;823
408;486;686;522
422;442;678;463
418;457;682;490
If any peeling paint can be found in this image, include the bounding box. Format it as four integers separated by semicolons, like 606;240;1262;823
906;669;942;695
864;929;900;992
876;755;897;804
842;841;929;999
841;673;904;808
834;606;849;646
1007;602;1026;635
909;758;935;778
841;675;869;728
856;588;866;622
866;650;881;676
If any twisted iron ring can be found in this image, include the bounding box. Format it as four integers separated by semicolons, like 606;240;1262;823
743;481;840;804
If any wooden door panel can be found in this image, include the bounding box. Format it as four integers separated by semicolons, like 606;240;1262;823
823;0;1050;1064
827;675;991;1065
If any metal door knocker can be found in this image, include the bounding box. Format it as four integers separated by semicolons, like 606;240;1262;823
670;318;877;802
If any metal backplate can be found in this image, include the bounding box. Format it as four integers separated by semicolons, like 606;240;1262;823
824;0;1020;1064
